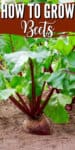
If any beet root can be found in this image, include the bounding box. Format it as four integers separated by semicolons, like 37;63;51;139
23;115;53;135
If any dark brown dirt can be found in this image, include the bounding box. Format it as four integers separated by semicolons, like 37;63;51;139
0;100;75;150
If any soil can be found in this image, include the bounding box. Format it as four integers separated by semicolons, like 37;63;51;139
0;100;75;150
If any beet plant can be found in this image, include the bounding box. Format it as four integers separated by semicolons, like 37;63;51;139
0;34;75;135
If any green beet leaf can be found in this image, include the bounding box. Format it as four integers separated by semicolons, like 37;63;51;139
4;50;50;74
0;89;15;100
44;93;72;123
47;70;66;89
0;72;6;90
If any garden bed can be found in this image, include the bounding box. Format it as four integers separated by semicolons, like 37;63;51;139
0;100;75;150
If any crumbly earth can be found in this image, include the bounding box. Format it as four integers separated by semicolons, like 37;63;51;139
0;100;75;150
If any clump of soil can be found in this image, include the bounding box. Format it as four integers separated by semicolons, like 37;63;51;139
0;100;75;150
